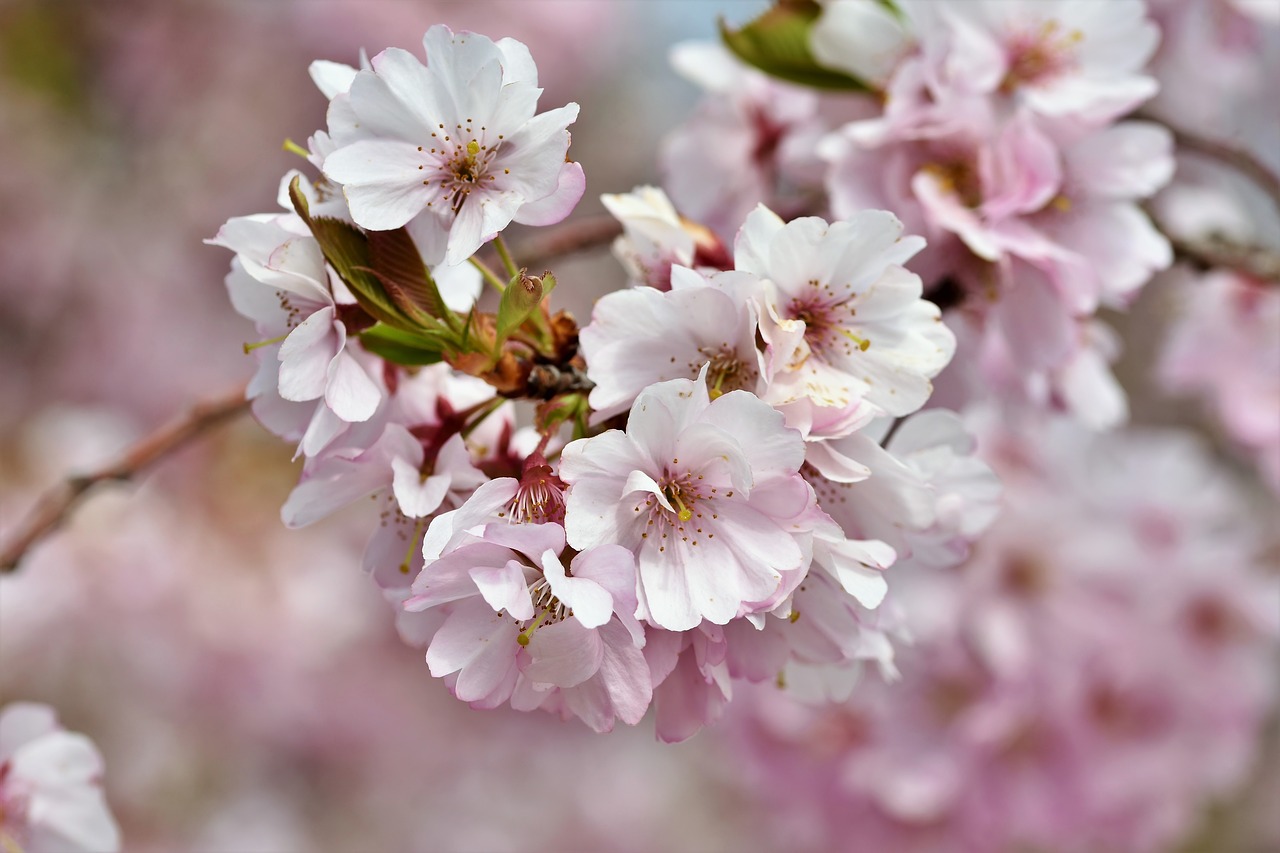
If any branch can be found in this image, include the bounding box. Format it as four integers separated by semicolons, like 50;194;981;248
1155;117;1280;217
1;385;250;573
1169;232;1280;282
483;215;622;272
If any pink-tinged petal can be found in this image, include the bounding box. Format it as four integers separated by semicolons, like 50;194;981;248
434;432;488;494
1057;332;1128;430
309;60;358;99
653;649;731;743
819;535;894;608
469;560;535;621
1065;122;1173;199
408;542;519;607
746;475;814;524
391;457;450;519
569;545;642;643
0;702;59;761
811;0;912;85
734;204;787;278
513;161;586;227
672;422;754;495
366;516;425;590
323;139;435;231
281;424;419;527
496;103;580;197
278;306;340;402
356;48;443;139
562;621;653;731
713;501;800;589
805;439;873;484
434;259;483;313
478;521;566;562
524;619;604;688
702;391;806;479
995;268;1074;370
643;628;685;687
325;350;381;422
495;37;538;86
297;402;349;460
425;599;518;696
562;430;650;549
982;114;1062;220
540;550;613;629
638;538;706;631
420;25;506;123
10;731;119;853
225;264;290;330
422;478;518;559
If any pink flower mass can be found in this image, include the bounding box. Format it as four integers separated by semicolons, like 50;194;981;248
3;1;1279;849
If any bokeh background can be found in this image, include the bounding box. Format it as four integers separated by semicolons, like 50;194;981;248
1;1;1277;851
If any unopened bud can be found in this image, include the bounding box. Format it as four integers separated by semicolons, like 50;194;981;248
496;270;545;342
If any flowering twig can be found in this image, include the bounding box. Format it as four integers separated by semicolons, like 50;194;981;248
0;385;250;573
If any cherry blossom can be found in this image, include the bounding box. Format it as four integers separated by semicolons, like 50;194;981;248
734;205;954;420
0;703;120;853
321;25;584;265
579;265;762;423
561;371;815;631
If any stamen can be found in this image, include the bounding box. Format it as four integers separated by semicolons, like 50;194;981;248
242;333;290;354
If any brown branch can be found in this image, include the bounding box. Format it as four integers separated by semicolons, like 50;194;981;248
1152;116;1280;217
483;215;622;273
1;385;251;573
1169;232;1280;282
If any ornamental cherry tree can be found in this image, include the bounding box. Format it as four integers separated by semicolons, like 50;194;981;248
2;3;1278;850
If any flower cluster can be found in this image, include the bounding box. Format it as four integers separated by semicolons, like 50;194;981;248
1161;269;1280;491
208;25;992;739
666;0;1178;427
0;703;120;853
729;416;1280;852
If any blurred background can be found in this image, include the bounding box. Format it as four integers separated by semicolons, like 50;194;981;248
1;1;1277;851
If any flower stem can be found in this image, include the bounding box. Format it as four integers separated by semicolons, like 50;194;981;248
469;256;508;293
494;235;520;279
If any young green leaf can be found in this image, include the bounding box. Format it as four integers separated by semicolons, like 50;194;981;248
719;0;872;91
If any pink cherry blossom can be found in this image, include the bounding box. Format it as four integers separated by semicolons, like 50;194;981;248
734;205;954;420
210;209;383;446
321;25;584;265
729;417;1280;852
561;371;814;631
405;522;649;731
1161;270;1280;492
579;265;763;423
662;42;830;240
0;703;120;853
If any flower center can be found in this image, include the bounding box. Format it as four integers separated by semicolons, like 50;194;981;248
699;345;754;399
921;158;983;209
633;471;720;552
418;120;506;215
788;294;869;359
1001;20;1083;93
518;577;570;645
506;463;567;525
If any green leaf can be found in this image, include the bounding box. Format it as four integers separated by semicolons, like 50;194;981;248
287;177;415;331
365;228;453;324
359;324;446;366
719;0;871;92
